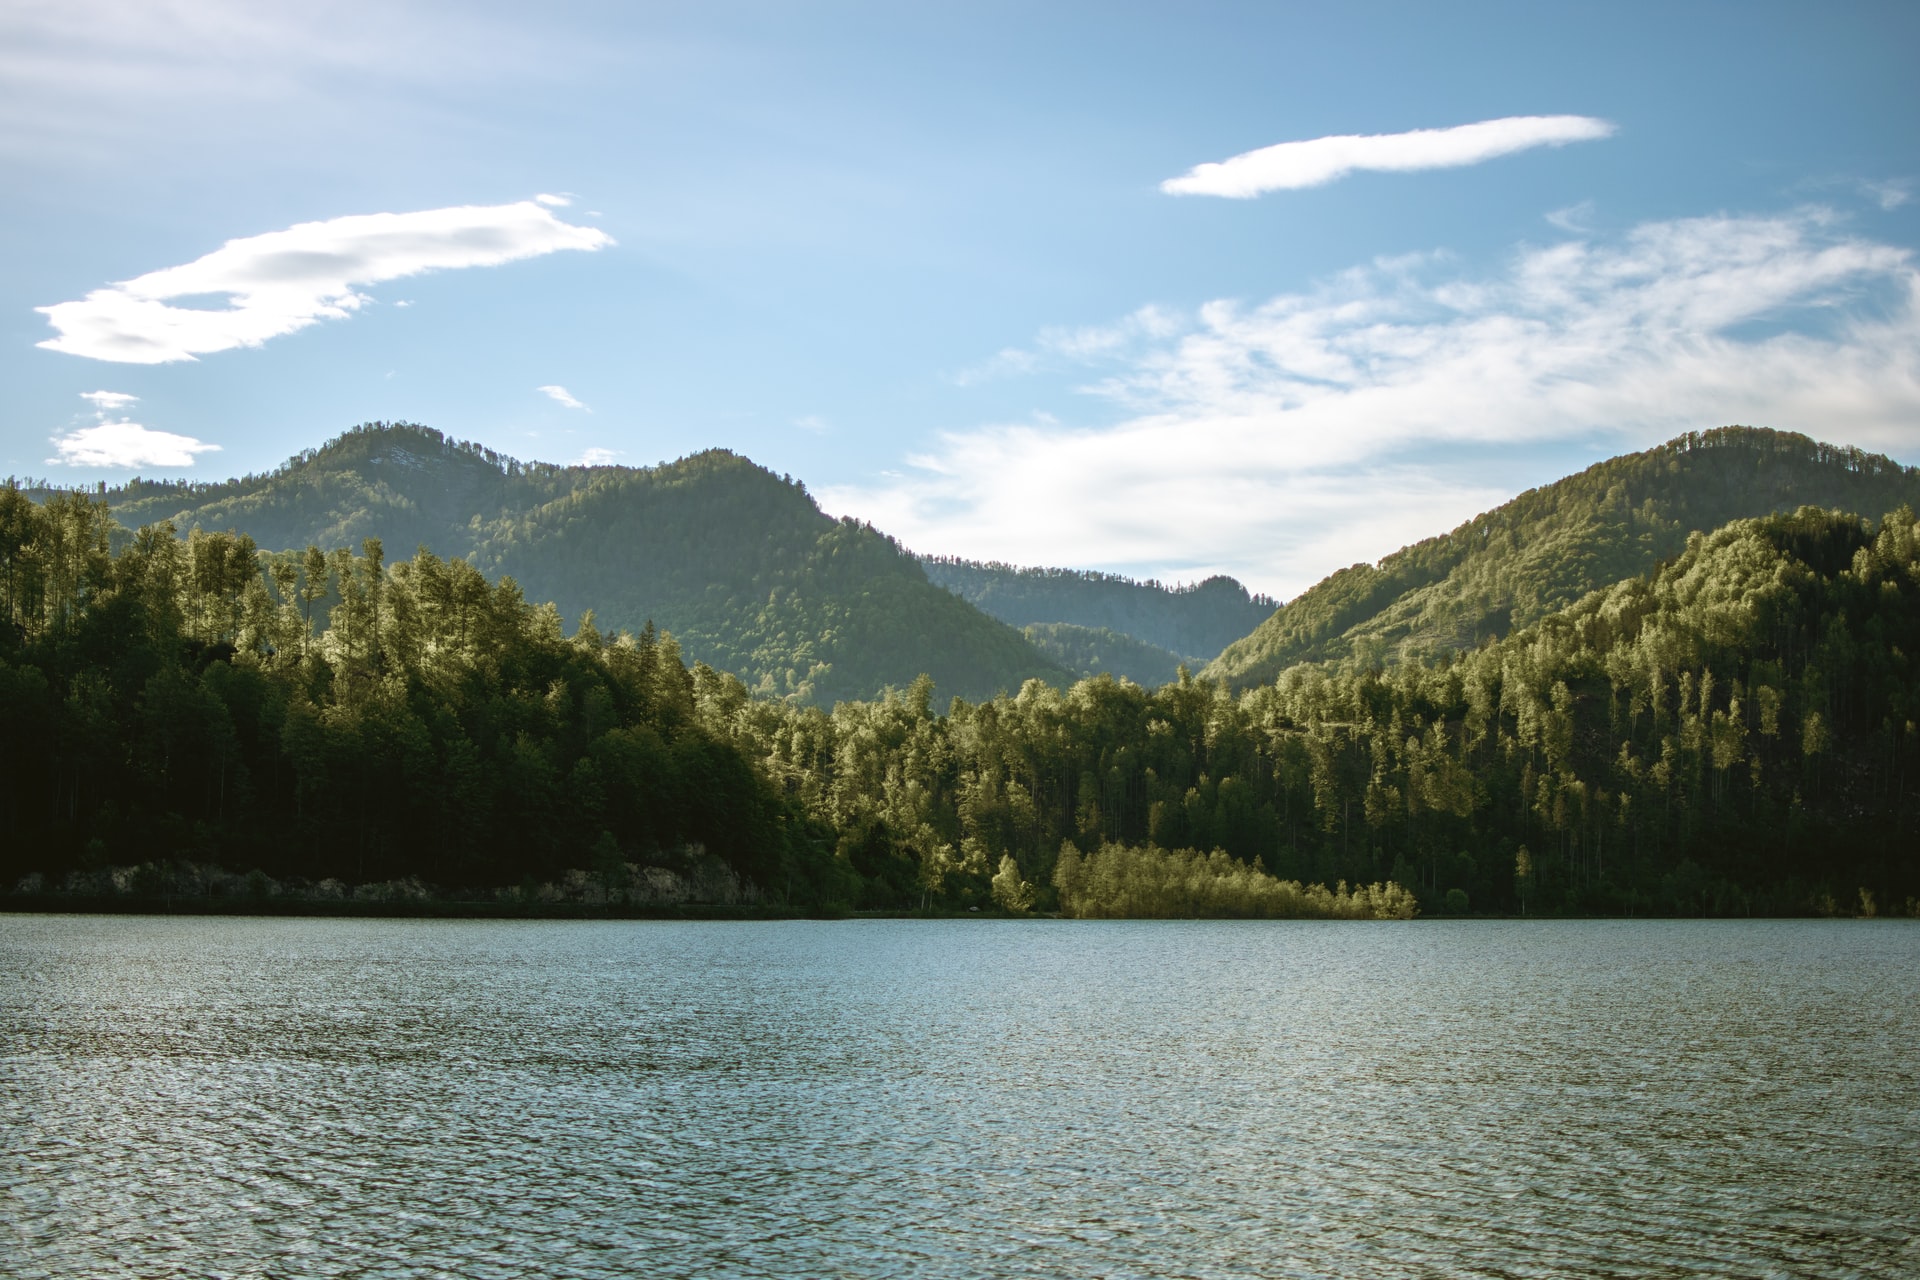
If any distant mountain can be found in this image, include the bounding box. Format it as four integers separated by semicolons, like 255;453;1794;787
921;558;1275;665
1206;426;1920;689
93;423;1069;704
1019;622;1190;687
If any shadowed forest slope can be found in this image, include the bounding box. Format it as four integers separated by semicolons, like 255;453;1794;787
1017;621;1190;687
921;558;1274;666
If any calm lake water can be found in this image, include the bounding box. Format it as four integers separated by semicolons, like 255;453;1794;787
2;916;1916;1279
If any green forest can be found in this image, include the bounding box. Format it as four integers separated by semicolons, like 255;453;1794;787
921;556;1276;664
4;429;1916;918
1208;427;1920;688
57;423;1068;706
0;488;852;908
693;503;1917;917
1018;621;1192;688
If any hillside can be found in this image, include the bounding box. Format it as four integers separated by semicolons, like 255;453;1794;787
710;502;1920;915
920;558;1274;664
90;423;1069;704
7;478;1912;916
1206;427;1920;689
1019;622;1189;687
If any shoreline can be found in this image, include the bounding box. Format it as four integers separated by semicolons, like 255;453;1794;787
0;894;864;921
1;896;1902;921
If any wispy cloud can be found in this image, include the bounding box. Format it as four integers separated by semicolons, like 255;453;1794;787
793;414;830;434
0;1;598;164
534;192;573;207
950;347;1039;387
1544;200;1596;233
78;389;138;411
1162;115;1616;198
577;446;618;466
37;200;614;364
824;209;1920;599
952;306;1184;385
538;384;589;410
1861;179;1911;211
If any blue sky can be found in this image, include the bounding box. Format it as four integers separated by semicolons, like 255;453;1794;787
6;0;1917;597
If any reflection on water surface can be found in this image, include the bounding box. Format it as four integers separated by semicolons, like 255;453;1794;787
2;916;1916;1278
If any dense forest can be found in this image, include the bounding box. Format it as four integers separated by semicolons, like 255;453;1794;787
0;487;854;907
695;503;1918;917
922;556;1275;662
45;424;1067;705
5;431;1916;918
1208;427;1920;688
1018;621;1193;687
0;483;1408;916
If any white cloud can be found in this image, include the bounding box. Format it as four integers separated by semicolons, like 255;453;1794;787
36;200;614;364
824;209;1920;599
0;1;597;165
1862;179;1911;211
950;346;1039;387
1037;305;1185;361
952;306;1185;385
1545;200;1596;233
1162;115;1616;198
50;420;220;468
538;384;588;410
55;386;216;467
534;192;573;207
794;414;829;433
578;446;618;466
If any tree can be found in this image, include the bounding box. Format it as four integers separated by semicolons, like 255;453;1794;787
991;853;1035;913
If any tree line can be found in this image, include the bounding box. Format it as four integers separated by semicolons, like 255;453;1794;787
700;504;1918;916
3;482;1913;916
0;486;849;905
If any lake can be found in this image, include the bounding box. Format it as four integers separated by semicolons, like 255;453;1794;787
2;916;1916;1278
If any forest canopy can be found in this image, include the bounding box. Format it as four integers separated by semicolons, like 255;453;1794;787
0;486;851;907
3;471;1914;917
679;502;1920;917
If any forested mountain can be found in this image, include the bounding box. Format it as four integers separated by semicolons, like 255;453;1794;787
1019;622;1188;687
64;423;1068;705
3;476;1913;916
0;488;848;902
1207;427;1920;689
921;557;1275;663
704;502;1919;916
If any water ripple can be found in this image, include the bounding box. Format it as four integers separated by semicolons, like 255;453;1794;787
2;916;1917;1278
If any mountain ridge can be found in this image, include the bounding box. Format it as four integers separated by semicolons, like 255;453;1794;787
920;557;1275;662
65;423;1071;705
27;421;1918;704
1205;426;1920;688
